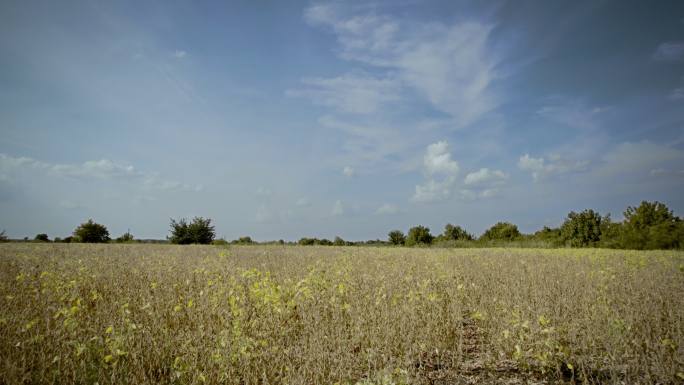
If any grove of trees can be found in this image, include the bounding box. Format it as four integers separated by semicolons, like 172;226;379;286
73;219;110;243
169;217;215;244
2;201;682;250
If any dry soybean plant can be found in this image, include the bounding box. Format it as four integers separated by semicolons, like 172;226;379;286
0;243;682;384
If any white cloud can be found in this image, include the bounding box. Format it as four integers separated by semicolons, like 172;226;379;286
536;99;606;130
412;179;454;203
287;72;400;114
464;168;507;186
174;50;187;58
342;166;355;177
317;115;409;165
669;87;684;100
375;203;399;215
518;153;589;181
412;141;459;203
653;42;684;61
650;168;684;178
423;141;459;176
303;3;498;128
0;153;200;192
331;200;344;216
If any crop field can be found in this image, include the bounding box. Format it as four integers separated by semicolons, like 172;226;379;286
0;244;682;384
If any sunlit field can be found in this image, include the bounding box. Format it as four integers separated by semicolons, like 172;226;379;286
1;244;682;384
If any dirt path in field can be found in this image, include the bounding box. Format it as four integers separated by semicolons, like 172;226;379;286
416;316;553;385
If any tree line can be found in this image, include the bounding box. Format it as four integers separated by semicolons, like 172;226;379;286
1;201;682;250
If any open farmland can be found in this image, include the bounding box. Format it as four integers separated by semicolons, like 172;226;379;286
1;244;683;384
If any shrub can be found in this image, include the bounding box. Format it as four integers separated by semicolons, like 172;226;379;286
480;222;520;241
560;209;603;247
388;230;406;245
212;238;229;246
333;236;346;246
169;217;215;244
34;233;50;242
441;224;474;241
620;201;682;249
115;231;134;243
298;237;315;246
405;226;433;246
73;219;110;243
0;230;8;242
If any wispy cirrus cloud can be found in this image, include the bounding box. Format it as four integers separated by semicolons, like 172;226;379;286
287;72;401;114
536;98;607;130
303;3;499;128
653;41;684;61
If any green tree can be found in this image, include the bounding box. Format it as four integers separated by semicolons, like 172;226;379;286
480;222;521;241
34;233;50;242
298;237;315;246
169;217;215;244
442;224;474;241
621;201;682;249
73;219;110;243
115;230;134;243
0;230;6;242
405;226;433;246
388;230;406;245
560;209;603;247
333;236;346;246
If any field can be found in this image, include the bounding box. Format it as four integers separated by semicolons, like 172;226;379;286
1;244;682;384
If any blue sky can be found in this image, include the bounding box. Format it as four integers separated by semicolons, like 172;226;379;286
1;0;684;240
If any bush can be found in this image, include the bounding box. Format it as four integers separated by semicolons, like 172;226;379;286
115;231;134;243
333;236;346;246
73;219;110;243
0;230;8;242
298;237;315;246
405;226;433;246
169;217;215;245
34;233;50;242
441;224;474;241
388;230;406;245
480;222;520;241
212;238;229;246
232;236;254;245
560;209;603;247
620;201;682;249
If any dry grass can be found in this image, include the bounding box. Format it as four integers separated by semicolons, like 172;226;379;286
0;244;682;384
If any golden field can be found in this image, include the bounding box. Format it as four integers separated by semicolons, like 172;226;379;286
0;244;682;384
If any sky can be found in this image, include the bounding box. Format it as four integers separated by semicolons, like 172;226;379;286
1;0;684;241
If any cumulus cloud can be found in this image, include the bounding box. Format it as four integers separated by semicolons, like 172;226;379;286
0;153;200;192
303;3;498;128
375;203;399;215
412;141;459;203
331;200;344;216
287;72;400;114
464;168;507;186
518;153;589;181
423;141;459;176
342;166;355;177
653;41;684;61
